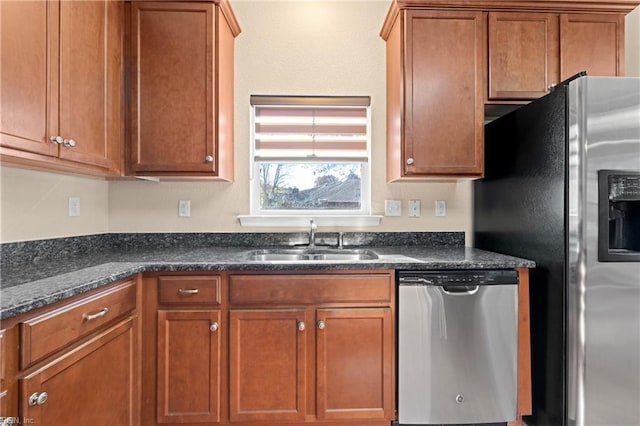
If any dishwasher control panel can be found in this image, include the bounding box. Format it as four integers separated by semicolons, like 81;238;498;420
398;269;519;286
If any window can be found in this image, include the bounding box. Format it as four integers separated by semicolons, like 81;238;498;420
249;96;371;217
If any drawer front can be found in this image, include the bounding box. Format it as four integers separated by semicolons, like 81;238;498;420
20;279;136;369
158;276;221;306
230;273;393;306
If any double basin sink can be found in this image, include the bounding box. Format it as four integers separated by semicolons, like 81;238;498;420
247;248;379;262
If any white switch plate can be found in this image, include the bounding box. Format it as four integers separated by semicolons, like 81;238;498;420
408;200;421;217
435;200;447;217
384;200;402;217
68;197;80;217
178;200;191;217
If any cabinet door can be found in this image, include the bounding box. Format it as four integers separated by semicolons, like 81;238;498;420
560;13;624;79
316;308;394;421
156;310;220;424
229;309;307;422
20;319;138;426
0;0;57;157
57;0;121;169
130;2;217;174
403;10;484;177
488;12;559;100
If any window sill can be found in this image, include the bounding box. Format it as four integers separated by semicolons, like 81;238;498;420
237;215;383;227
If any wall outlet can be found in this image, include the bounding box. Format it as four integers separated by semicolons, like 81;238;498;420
384;200;402;217
68;197;80;217
408;200;421;217
178;200;191;217
435;200;447;217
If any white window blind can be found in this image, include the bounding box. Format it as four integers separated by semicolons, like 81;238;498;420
251;95;370;160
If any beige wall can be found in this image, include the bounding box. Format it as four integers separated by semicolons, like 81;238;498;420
1;2;638;243
107;0;473;240
0;166;109;242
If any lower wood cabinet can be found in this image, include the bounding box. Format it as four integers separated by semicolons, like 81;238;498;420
316;308;393;421
229;309;307;423
20;318;138;425
228;272;396;425
157;310;221;424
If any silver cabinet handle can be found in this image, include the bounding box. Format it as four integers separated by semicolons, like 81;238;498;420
317;320;326;330
210;322;219;332
178;288;199;295
63;138;76;147
406;158;414;165
82;307;109;321
205;155;214;163
548;84;557;92
297;321;305;331
50;135;63;145
28;391;48;406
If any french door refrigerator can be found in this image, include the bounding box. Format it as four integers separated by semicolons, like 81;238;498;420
474;75;640;426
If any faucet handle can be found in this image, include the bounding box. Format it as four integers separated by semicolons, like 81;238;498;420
310;219;317;230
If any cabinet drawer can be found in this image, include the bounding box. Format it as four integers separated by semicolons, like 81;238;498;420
230;274;393;306
158;276;221;306
20;279;136;369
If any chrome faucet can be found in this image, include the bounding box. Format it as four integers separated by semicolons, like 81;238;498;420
308;219;317;247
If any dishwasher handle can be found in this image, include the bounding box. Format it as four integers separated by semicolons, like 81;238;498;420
398;276;435;285
442;285;480;295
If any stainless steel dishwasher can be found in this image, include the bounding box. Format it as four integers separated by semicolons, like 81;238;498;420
397;270;519;425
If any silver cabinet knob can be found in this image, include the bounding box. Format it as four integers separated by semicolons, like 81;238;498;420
317;320;326;330
548;84;557;92
297;321;305;331
28;391;48;406
50;135;63;145
205;155;214;163
210;322;219;332
63;139;76;147
406;158;414;165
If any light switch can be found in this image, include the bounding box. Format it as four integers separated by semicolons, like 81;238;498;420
408;200;421;217
68;197;80;217
178;200;191;217
385;200;402;217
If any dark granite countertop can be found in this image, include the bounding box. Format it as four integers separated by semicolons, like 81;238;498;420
0;232;534;320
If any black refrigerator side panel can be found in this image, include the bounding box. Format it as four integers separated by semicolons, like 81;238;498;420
474;88;568;426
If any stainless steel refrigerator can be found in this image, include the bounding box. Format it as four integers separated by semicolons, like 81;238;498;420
474;75;640;426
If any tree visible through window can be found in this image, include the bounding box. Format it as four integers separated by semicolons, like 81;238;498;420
250;96;371;215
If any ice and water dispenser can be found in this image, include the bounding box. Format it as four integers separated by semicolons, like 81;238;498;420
598;170;640;262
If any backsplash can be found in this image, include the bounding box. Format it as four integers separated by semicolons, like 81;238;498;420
1;232;465;269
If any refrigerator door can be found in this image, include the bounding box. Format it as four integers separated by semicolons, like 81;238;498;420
567;76;640;426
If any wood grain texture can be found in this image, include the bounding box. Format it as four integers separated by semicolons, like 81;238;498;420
158;275;221;306
20;318;139;426
316;308;394;421
403;9;484;177
129;1;237;179
156;309;220;423
488;12;559;100
20;279;136;369
516;267;533;417
560;13;625;79
229;274;393;306
229;309;308;422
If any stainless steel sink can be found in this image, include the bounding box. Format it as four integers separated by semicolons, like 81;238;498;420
246;248;379;262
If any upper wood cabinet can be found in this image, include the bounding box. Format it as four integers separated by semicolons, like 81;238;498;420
382;1;637;180
0;0;123;176
488;12;559;101
560;13;625;80
128;1;240;179
488;11;626;102
384;9;485;180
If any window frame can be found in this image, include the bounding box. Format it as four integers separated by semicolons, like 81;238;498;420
248;96;372;217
